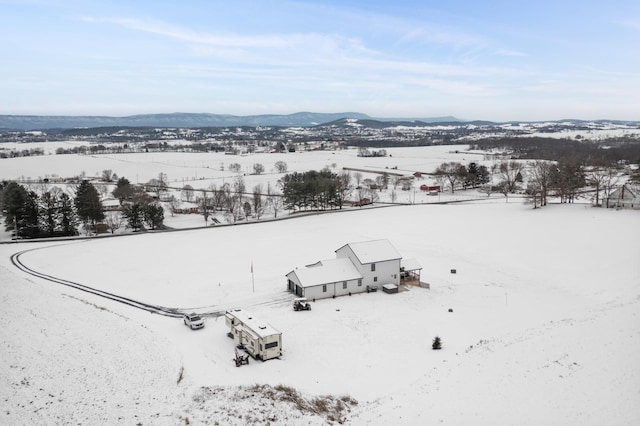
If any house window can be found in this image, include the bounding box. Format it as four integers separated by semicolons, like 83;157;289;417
374;276;378;282
343;281;347;289
358;279;362;286
322;284;327;292
371;263;376;272
394;274;397;279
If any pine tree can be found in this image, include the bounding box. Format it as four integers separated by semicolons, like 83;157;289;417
432;336;442;350
59;193;77;236
74;180;104;232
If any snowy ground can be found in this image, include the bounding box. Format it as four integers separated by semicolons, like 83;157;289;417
2;200;639;425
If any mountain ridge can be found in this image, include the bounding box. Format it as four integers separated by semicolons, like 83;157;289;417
1;112;636;131
0;112;463;130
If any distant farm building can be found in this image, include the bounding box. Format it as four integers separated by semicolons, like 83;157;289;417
419;184;441;192
286;239;423;300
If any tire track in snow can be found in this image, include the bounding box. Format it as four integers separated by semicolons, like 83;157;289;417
9;244;222;318
9;244;292;319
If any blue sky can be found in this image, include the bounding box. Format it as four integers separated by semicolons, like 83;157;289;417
1;0;639;120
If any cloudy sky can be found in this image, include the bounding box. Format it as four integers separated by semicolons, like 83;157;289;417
2;0;639;121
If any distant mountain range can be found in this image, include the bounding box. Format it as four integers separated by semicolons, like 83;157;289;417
0;112;462;130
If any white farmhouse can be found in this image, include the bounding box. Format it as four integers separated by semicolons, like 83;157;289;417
335;239;402;288
286;239;422;300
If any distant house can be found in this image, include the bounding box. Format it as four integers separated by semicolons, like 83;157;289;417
603;184;640;209
171;201;200;214
101;197;121;212
286;239;422;300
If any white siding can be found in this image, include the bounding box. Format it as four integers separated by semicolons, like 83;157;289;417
303;278;364;300
336;245;400;286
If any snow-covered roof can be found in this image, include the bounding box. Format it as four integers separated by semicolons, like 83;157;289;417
225;309;280;338
288;258;362;288
101;197;120;208
337;239;402;264
401;258;422;271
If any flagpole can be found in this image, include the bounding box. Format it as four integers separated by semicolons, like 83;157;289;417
251;261;255;293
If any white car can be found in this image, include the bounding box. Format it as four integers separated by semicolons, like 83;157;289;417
183;313;205;330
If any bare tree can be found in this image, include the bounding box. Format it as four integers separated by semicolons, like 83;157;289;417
252;184;264;219
586;166;620;207
182;184;194;202
94;183;109;199
222;182;235;215
601;168;621;208
336;171;352;209
104;211;124;234
354;172;363;188
199;189;210;224
434;162;467;193
266;182;283;218
498;161;525;192
528;160;554;207
274;161;288;173
102;169;114;182
253;163;265;175
168;195;180;216
210;184;225;212
480;163;499;197
229;163;242;173
231;175;246;222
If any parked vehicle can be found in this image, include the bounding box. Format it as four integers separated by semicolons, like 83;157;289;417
225;309;282;361
183;313;205;330
293;297;312;311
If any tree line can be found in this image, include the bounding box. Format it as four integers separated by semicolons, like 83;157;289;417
470;136;640;165
432;158;631;208
1;178;166;238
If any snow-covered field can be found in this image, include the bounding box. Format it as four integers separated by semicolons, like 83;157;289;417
0;145;478;192
2;201;639;425
1;146;639;425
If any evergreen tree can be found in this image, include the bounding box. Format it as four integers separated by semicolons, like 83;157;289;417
74;180;104;232
59;193;77;236
432;336;442;350
122;203;144;231
143;204;164;230
20;191;41;238
1;182;29;232
112;177;132;202
39;191;59;235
